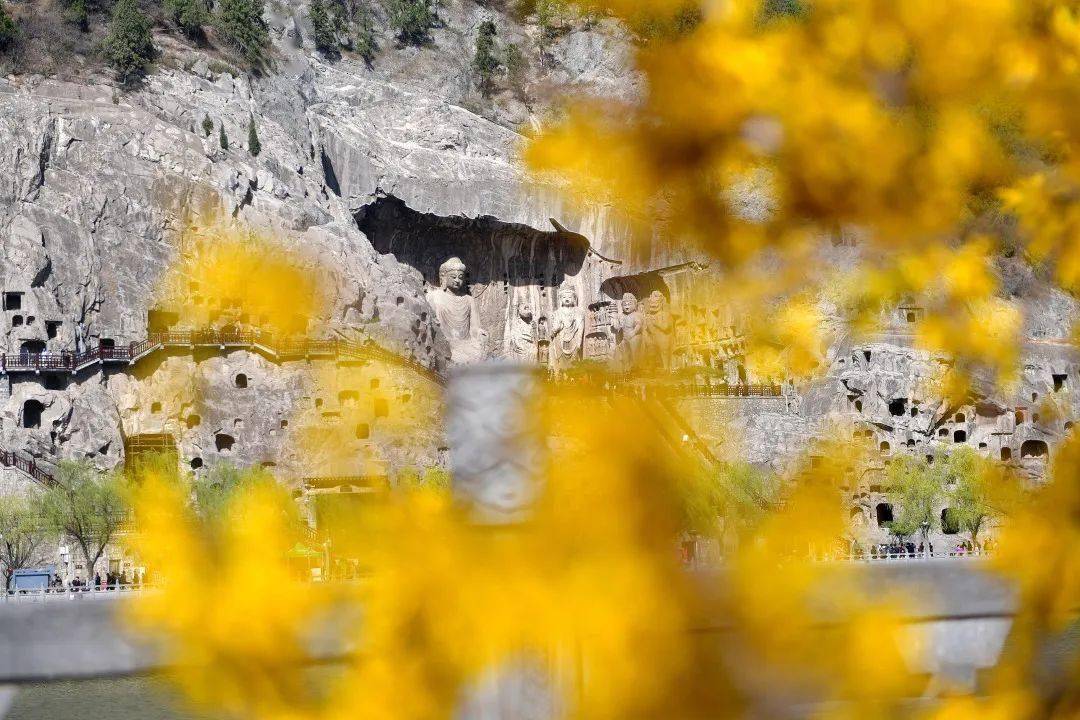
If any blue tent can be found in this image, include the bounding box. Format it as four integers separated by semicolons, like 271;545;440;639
10;566;56;592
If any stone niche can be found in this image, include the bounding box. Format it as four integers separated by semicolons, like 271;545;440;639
356;197;622;365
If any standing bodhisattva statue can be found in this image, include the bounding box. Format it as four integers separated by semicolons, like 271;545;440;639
427;257;488;364
613;292;644;371
550;285;585;376
507;299;537;363
643;289;674;370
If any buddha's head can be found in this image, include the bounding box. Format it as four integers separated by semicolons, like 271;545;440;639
438;257;467;292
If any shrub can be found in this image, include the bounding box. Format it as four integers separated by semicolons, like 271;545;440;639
103;0;156;84
385;0;433;45
201;113;214;137
472;19;498;96
247;115;261;157
0;1;16;53
216;0;269;66
165;0;210;39
219;122;229;150
63;0;89;32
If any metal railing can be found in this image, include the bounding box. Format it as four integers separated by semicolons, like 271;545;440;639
2;585;153;603
817;548;994;563
0;328;445;386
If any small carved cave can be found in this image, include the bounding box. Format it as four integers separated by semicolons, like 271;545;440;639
21;399;43;428
1021;439;1048;459
888;398;907;416
875;503;893;526
235;373;248;389
941;508;960;534
215;433;235;452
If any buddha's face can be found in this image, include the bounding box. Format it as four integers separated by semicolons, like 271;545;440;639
518;303;533;321
621;293;637;314
648;291;664;311
445;268;465;291
559;290;577;308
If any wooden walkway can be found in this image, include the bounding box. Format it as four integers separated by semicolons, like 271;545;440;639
0;328;444;386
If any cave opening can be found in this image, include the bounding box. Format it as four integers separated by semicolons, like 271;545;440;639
215;433;235;452
875;503;893;526
21;399;43;428
355;196;601;353
1021;440;1048;459
888;398;907;417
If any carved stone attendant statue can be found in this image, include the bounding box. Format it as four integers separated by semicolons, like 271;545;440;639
643;289;673;370
549;286;584;376
507;300;537;363
613;292;644;371
426;257;488;364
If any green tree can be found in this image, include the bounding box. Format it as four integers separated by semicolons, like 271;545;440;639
247;115;261;156
309;0;340;56
201;113;214;137
216;0;270;66
38;461;127;584
0;495;46;590
472;19;499;96
165;0;209;39
504;43;527;99
885;455;942;547
219;121;229;150
103;0;156;84
354;4;376;65
385;0;433;45
942;448;1016;548
0;1;17;53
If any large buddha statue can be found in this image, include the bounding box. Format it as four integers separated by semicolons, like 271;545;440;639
426;257;488;364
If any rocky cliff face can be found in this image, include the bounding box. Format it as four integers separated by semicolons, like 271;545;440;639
0;0;1078;518
0;0;640;480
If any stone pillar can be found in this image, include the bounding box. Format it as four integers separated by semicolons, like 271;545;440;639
445;362;558;718
445;361;543;525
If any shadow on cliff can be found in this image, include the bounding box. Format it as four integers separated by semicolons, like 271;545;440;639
355;195;593;292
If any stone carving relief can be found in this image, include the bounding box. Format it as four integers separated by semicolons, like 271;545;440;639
612;293;644;372
642;290;674;371
507;299;537;364
425;257;488;365
549;286;585;376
